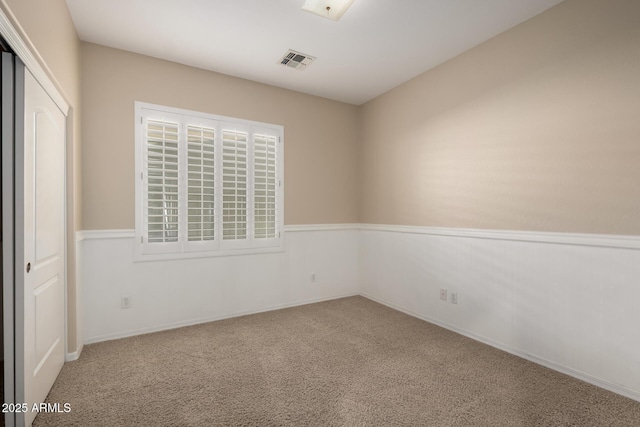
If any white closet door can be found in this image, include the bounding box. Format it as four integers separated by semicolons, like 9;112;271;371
21;69;66;426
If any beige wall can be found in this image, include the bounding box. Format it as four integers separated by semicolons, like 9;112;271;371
1;0;82;351
359;0;640;235
81;43;359;229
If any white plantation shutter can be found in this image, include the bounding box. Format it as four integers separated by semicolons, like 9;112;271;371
145;119;180;245
221;129;248;243
136;103;283;260
254;133;278;240
186;124;216;244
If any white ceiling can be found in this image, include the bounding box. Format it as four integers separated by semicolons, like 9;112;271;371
65;0;564;105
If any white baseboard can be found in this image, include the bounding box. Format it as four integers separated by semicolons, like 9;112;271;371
65;343;83;362
360;292;640;403
84;293;358;345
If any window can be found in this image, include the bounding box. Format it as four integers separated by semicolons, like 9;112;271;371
135;102;283;260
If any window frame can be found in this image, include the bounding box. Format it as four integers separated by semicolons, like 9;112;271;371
134;102;284;262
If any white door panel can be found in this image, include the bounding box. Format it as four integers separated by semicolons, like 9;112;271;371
34;108;63;261
22;69;66;427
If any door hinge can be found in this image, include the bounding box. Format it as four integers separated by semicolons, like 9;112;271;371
141;236;143;243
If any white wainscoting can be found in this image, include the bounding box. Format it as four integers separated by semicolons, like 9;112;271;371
78;223;640;402
358;225;640;402
80;225;359;344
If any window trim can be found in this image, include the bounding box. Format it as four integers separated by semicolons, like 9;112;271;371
134;102;284;262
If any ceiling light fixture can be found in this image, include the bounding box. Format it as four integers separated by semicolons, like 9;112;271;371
302;0;355;21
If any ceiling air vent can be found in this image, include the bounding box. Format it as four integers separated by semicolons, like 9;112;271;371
279;50;316;70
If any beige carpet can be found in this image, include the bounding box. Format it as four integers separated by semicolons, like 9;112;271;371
34;296;640;426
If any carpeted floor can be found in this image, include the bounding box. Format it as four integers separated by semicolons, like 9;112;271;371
34;296;640;426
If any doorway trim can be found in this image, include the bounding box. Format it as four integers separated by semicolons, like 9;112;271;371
0;6;69;115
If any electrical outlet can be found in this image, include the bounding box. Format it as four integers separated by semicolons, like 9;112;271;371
121;296;131;309
439;289;447;301
311;273;317;283
450;292;458;304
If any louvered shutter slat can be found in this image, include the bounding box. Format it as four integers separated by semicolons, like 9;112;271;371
186;125;216;241
146;119;180;243
222;130;248;240
254;134;278;239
